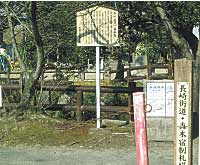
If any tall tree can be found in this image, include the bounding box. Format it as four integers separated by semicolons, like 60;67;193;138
154;1;200;113
3;1;44;108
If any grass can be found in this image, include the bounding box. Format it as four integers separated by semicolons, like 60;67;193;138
0;115;94;147
0;114;135;149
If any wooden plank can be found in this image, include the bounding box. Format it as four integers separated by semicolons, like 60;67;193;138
38;85;130;93
76;91;83;122
81;105;128;112
174;59;193;165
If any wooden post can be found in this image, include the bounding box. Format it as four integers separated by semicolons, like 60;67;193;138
128;81;135;123
20;72;23;97
174;59;193;165
168;63;173;79
133;92;149;165
7;71;10;84
49;91;52;105
147;63;151;80
77;91;83;122
127;69;131;79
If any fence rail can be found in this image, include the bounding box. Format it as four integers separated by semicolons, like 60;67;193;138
0;63;171;122
1;82;142;122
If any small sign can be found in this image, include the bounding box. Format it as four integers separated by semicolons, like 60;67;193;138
176;82;189;165
0;86;2;107
146;81;174;117
77;6;118;46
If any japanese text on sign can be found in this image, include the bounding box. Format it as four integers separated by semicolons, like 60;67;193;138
77;6;118;46
176;82;189;165
146;81;174;117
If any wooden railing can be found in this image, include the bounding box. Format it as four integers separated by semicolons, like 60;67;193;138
1;82;143;123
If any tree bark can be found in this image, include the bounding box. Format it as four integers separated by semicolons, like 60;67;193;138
6;6;26;71
155;2;193;60
31;2;45;82
155;2;199;114
6;2;44;109
115;52;125;81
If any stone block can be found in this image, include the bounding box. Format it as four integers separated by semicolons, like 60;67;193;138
146;117;174;142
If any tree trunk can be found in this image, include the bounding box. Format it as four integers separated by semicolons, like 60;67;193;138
0;29;3;43
155;3;193;60
6;2;44;110
115;52;124;81
20;72;35;108
155;2;199;115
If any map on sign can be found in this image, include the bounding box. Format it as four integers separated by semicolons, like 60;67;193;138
77;6;118;46
146;81;174;117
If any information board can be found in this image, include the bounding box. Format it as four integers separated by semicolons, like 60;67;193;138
146;81;174;117
176;82;189;165
77;6;118;46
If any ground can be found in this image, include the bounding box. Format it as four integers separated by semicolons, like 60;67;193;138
0;114;199;165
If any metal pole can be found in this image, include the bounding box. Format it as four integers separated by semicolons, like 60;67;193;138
96;46;101;128
133;92;149;165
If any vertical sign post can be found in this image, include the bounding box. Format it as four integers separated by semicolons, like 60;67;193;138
133;92;149;165
176;82;190;165
174;59;193;165
77;6;118;128
96;46;101;128
0;86;2;107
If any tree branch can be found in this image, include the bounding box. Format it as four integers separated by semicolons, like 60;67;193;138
3;2;33;35
155;2;193;60
5;5;26;71
30;1;44;81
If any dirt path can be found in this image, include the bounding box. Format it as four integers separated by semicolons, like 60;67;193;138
0;118;198;165
0;146;169;165
0;139;198;165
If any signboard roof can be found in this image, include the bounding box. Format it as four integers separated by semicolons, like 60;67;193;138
77;6;118;46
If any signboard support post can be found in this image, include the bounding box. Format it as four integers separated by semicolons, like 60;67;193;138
76;6;119;129
174;59;193;165
96;46;101;128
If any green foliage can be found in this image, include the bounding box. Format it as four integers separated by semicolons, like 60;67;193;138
83;92;128;106
83;92;96;105
103;93;128;106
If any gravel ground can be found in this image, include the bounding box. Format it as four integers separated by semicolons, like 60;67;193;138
0;138;198;165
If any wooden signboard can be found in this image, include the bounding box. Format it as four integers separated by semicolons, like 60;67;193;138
176;82;190;165
174;59;193;165
77;6;118;46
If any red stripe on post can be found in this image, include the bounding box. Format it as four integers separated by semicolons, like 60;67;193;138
133;92;149;165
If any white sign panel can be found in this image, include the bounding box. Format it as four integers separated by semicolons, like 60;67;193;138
0;86;2;107
176;82;189;165
166;83;174;116
77;6;118;46
146;81;174;117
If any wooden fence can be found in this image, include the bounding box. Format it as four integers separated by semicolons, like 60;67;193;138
0;63;171;122
1;83;143;122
